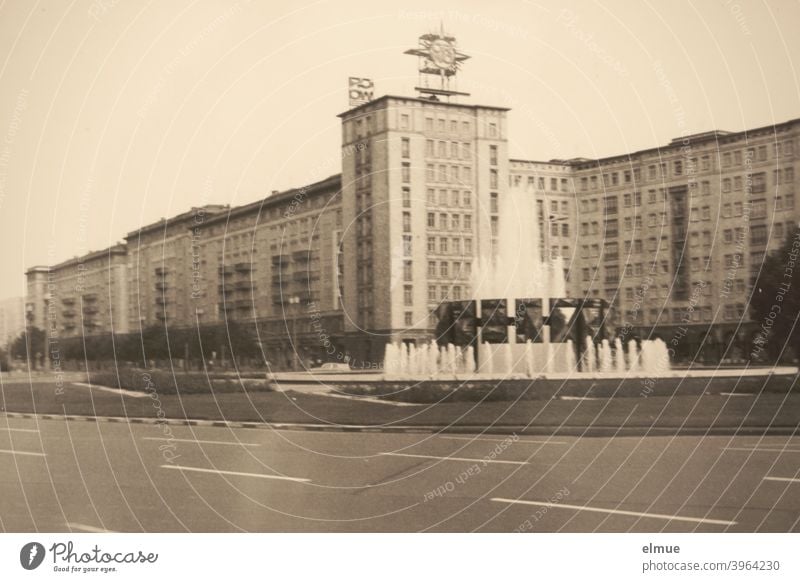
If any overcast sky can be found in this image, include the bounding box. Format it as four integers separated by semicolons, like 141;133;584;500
0;0;798;300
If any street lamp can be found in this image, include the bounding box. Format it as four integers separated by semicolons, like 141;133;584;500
288;295;300;371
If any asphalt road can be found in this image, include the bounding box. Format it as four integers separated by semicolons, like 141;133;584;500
1;415;799;532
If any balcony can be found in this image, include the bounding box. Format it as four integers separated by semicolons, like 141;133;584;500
218;283;235;294
62;309;76;318
235;281;254;291
154;266;169;276
293;271;310;282
83;293;98;302
235;262;253;273
218;265;235;276
271;255;289;267
61;297;76;306
83;306;99;315
155;281;169;290
292;250;310;262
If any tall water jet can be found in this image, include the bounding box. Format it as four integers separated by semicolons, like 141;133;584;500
565;339;576;374
524;340;534;378
614;337;625;374
465;345;476;374
584;336;596;373
599;339;612;373
627;340;639;373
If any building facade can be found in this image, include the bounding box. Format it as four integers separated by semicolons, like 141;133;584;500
24;94;800;367
338;95;509;364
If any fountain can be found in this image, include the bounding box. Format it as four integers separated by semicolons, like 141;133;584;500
381;185;673;379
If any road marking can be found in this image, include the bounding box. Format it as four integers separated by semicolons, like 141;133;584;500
441;436;567;445
143;437;260;447
0;449;45;457
379;452;529;465
72;382;149;399
490;498;737;526
763;476;800;484
719;392;754;397
66;522;116;533
724;447;800;453
161;465;310;482
0;427;39;433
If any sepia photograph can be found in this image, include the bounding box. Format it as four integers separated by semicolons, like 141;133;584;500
0;0;799;577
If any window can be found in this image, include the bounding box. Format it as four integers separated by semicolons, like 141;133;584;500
561;223;569;236
722;178;731;193
404;312;413;326
440;238;448;254
402;187;411;208
401;162;410;183
402;211;411;232
581;177;588;191
400;114;409;130
451;214;460;230
427;237;435;252
490;192;499;213
751;224;767;246
674;160;682;175
425;117;433;131
490;170;498;189
437;141;446;158
401;137;410;158
427;213;435;228
491;216;499;236
440;213;448;230
450;142;459;159
488;122;497;137
648;165;656;180
428;261;436;277
440;262;449;277
403;261;412;282
403;235;412;257
428;286;437;302
404;285;413;306
604;195;618;214
489;145;498;166
464;215;472;230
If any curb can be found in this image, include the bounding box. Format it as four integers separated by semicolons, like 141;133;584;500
2;411;797;437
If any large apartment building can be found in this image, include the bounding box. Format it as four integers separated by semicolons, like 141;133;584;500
338;95;508;363
23;93;799;367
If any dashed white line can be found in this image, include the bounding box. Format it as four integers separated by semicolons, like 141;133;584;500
0;448;45;457
66;522;116;533
143;437;261;447
72;382;149;399
379;452;529;465
491;498;737;526
763;476;800;484
161;465;310;482
441;436;567;445
724;447;800;453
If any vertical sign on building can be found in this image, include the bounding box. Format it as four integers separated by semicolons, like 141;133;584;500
348;77;374;107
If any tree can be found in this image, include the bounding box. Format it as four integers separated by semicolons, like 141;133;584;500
749;226;800;364
10;326;46;368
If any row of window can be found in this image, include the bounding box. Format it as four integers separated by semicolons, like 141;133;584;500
426;261;472;279
426;188;472;207
573;142;794;192
428;284;465;302
426;236;474;255
423;163;473;184
426;212;473;231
